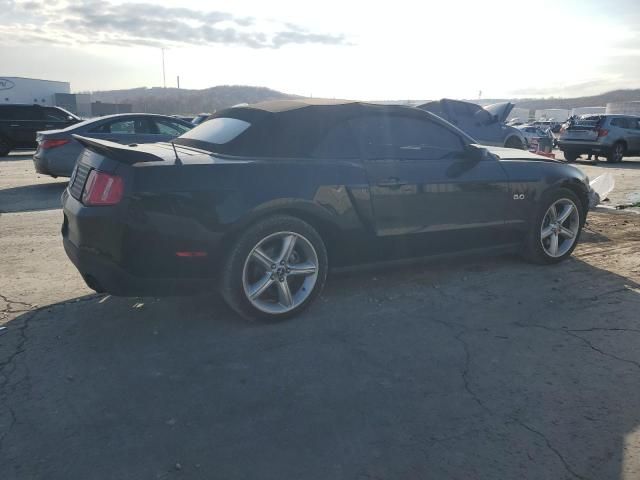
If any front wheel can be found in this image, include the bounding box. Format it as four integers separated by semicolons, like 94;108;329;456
523;188;584;264
220;215;328;321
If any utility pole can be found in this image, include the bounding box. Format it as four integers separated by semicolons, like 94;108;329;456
161;48;166;88
177;75;180;89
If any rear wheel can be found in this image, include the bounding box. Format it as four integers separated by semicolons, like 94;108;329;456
562;150;579;163
607;142;625;163
220;215;328;321
523;188;583;264
0;137;11;157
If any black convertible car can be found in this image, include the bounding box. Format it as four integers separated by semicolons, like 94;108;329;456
62;99;590;320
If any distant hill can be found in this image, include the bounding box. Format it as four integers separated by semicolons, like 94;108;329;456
81;85;299;115
473;89;640;109
79;86;640;115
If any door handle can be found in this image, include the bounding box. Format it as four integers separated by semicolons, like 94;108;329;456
9;124;20;127
377;177;408;188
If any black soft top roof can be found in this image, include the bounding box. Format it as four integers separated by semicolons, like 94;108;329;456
177;99;473;157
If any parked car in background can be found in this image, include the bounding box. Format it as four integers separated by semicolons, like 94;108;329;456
172;115;194;123
517;124;555;151
61;99;589;321
33;113;193;177
558;114;640;163
418;99;527;149
191;113;212;125
0;104;80;156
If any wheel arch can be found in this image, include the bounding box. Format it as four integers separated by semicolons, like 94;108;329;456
504;133;525;149
222;199;345;261
554;179;590;223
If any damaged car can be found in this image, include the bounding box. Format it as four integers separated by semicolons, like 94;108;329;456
61;99;589;321
418;99;527;150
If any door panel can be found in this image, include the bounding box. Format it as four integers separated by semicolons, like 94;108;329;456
355;113;510;251
369;157;509;238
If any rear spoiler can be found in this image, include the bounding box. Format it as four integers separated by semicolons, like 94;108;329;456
72;135;163;164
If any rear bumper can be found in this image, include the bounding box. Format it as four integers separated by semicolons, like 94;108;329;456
63;237;210;296
33;152;74;177
33;154;53;176
61;189;220;297
558;141;610;153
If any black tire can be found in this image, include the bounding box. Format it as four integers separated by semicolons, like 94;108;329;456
522;188;584;265
607;142;625;163
505;137;524;149
562;150;579;163
0;137;11;157
220;215;328;321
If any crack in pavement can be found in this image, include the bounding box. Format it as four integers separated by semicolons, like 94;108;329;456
514;419;590;480
0;293;101;455
0;293;36;318
454;331;491;414
429;316;591;480
514;322;640;371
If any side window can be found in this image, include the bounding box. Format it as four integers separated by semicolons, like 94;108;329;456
43;108;69;122
312;121;358;159
351;115;464;160
154;119;191;136
611;117;630;128
90;118;153;134
107;119;135;134
16;107;43;121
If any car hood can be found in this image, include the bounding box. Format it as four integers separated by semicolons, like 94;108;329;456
484;102;515;123
481;145;561;163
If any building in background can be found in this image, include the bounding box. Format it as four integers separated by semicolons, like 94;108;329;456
90;101;132;116
0;77;70;105
0;76;131;117
606;101;640;115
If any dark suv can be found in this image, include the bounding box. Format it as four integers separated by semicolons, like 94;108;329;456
0;104;80;156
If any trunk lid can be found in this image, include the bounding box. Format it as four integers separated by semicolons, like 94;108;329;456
484;102;515;123
561;116;603;141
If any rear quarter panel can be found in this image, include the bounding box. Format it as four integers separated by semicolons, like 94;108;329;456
130;157;374;240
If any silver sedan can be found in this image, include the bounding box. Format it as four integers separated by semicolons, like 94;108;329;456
33;113;193;177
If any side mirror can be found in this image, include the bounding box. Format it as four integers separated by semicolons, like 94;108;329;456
464;145;485;162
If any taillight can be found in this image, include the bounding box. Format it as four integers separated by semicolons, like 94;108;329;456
597;128;609;137
82;170;124;206
40;138;69;149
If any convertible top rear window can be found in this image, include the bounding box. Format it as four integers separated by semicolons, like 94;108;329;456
179;117;251;144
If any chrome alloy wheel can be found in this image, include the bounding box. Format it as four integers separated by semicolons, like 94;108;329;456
540;198;580;258
242;231;319;314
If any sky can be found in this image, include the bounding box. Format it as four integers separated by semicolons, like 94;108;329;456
1;0;639;100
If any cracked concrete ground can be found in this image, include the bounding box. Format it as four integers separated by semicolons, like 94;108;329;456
1;152;640;479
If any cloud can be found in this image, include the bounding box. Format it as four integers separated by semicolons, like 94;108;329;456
0;0;347;49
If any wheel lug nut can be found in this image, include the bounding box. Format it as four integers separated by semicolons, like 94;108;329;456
271;264;276;269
